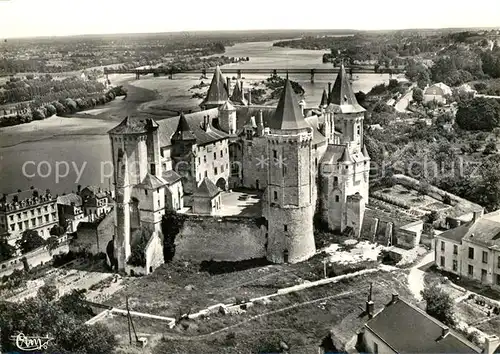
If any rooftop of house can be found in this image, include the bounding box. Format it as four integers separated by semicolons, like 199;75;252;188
162;170;182;186
81;185;108;199
365;297;481;353
438;210;500;249
57;193;83;206
194;177;220;198
1;188;47;204
135;173;166;190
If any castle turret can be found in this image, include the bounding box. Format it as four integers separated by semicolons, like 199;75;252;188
230;80;248;106
108;116;150;270
265;80;316;264
218;100;237;135
200;66;229;110
320;89;328;108
171;113;197;195
327;63;365;153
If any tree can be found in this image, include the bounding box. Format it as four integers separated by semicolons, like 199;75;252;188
413;87;424;104
456;97;500;131
483;141;497;155
16;229;45;254
421;284;456;326
469;140;482;152
0;236;15;262
476;154;500;211
50;224;66;237
58;289;94;320
37;283;58;302
46;236;60;253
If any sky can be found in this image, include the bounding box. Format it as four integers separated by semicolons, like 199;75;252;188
0;0;499;38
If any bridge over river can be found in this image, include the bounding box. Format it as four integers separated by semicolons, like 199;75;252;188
104;66;402;82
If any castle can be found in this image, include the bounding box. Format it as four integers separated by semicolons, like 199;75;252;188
107;63;370;272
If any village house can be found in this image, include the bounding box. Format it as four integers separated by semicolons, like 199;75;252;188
56;193;86;233
0;187;58;244
435;210;500;289
423;82;452;104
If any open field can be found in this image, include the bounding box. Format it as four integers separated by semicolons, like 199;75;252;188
103;270;412;354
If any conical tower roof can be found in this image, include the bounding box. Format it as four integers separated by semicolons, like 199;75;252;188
201;65;229;107
269;79;309;130
230;80;247;105
329;63;365;113
339;146;354;164
171;113;196;141
320;89;328;107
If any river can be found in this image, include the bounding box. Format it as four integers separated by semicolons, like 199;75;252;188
0;40;391;195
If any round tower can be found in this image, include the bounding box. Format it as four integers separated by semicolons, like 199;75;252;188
108;117;149;271
265;80;316;264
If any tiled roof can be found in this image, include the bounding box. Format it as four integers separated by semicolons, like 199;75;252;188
82;186;107;199
438;210;500;249
328;64;365;114
2;188;46;203
57;193;82;206
366;298;481;353
135;173;166;190
194;177;220;198
162;170;182;185
157;108;228;147
320;144;346;164
201;65;229;107
269;79;310;130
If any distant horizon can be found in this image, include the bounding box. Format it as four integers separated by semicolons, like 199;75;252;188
1;0;500;39
2;26;500;41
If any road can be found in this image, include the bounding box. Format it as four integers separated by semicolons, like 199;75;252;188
395;84;416;113
407;250;435;302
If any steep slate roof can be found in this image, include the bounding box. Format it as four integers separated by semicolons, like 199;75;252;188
320;89;329;107
339;147;354;164
157;108;228;147
328;63;365;114
194;177;220;198
230;80;248;105
162;170;182;186
201;65;229;107
57;193;82;206
365;298;481;353
171;113;197;141
362;144;370;159
269;79;310;130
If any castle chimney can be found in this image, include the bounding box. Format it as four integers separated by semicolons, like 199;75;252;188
485;335;500;354
366;282;374;318
391;293;399;304
77;185;82;194
257;110;264;136
328;82;332;102
203;115;208;130
226;77;231;95
299;100;305;116
472;210;482;223
248;89;252;105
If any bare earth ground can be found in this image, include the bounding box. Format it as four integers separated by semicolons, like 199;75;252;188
106;270;413;354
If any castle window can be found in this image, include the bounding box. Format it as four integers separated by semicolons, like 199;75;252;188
335;195;340;202
150;163;156;175
198;157;200;165
221;165;224;173
214;152;217;160
214;167;218;175
334;176;338;184
220;150;223;158
273;150;277;159
357;125;360;135
205;171;208;178
145;190;148;196
284;224;288;232
204;155;207;163
274;191;278;201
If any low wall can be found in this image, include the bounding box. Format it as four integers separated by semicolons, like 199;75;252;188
396;220;424;249
174;215;266;262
